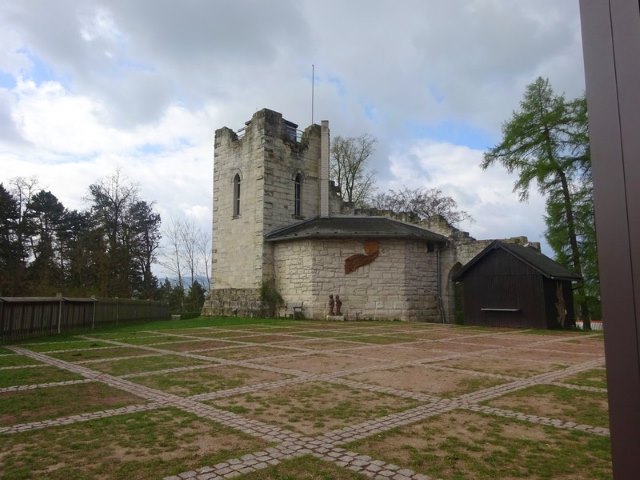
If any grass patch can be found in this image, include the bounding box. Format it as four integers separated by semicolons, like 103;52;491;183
130;365;288;396
158;339;235;352
562;368;607;389
0;365;82;388
295;331;362;339
239;455;368;479
88;354;212;376
347;409;611;480
335;335;417;345
212;382;419;435
0;407;266;480
485;384;609;428
0;355;42;368
111;334;187;345
0;382;143;426
49;346;154;362
201;346;295;361
21;340;112;353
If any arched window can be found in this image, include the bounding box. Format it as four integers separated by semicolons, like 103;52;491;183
233;174;241;217
294;173;302;217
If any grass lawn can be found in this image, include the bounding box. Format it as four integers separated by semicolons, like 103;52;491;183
0;365;82;388
212;381;420;436
346;410;611;480
0;407;266;480
0;316;611;479
0;382;143;426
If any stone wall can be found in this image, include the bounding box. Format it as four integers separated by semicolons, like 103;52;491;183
210;120;265;290
205;109;338;317
272;238;440;321
201;288;263;317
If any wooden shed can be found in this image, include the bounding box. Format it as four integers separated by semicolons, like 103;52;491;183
452;241;581;329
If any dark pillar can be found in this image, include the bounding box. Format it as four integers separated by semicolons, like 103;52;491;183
579;1;640;477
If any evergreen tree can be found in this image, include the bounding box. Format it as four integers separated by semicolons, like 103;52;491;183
482;78;597;329
23;190;66;294
185;280;206;312
0;184;20;295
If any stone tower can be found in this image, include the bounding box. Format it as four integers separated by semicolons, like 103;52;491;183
202;109;330;316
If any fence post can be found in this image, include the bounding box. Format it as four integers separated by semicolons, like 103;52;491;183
56;293;63;334
91;296;96;329
115;297;119;326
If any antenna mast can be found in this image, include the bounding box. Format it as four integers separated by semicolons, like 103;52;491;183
311;64;315;125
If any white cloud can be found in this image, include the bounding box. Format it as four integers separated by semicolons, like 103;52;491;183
0;0;585;272
385;140;549;251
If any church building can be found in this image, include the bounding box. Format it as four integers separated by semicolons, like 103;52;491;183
201;108;551;323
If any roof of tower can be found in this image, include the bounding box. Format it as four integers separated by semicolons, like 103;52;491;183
264;216;447;243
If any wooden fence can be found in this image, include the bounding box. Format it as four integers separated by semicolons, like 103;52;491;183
0;297;170;342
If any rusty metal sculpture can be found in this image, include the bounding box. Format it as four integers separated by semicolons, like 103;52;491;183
345;240;380;274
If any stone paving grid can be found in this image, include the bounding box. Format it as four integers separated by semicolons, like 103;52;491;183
1;321;607;480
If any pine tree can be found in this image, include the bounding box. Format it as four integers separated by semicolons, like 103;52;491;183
482;78;597;329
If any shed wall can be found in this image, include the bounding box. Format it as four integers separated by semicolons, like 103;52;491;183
460;249;547;328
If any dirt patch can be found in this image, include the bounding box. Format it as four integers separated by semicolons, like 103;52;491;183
421;340;495;353
347;409;612;480
503;347;595;365
130;365;289;396
339;344;453;362
116;335;188;345
449;333;545;347
200;345;298;361
487;385;610;428
212;381;418;436
537;340;605;355
436;354;565;378
343;335;419;345
263;353;386;374
155;339;237;352
346;365;507;397
228;334;302;344
277;338;364;351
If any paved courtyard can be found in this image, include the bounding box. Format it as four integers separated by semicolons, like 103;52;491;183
0;319;610;479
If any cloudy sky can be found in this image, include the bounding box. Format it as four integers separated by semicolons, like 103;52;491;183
0;0;586;275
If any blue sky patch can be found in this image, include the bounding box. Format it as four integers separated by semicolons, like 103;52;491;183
0;70;16;89
17;48;71;88
407;120;496;150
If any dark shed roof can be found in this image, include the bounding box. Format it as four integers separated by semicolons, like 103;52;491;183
265;216;447;243
453;240;582;281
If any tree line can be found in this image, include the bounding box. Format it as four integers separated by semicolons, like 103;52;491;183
0;171;207;314
330;78;600;325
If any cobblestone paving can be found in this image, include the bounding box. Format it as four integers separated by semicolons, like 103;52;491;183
2;322;607;479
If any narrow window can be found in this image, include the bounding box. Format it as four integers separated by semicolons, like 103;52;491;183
233;174;241;217
294;173;302;217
